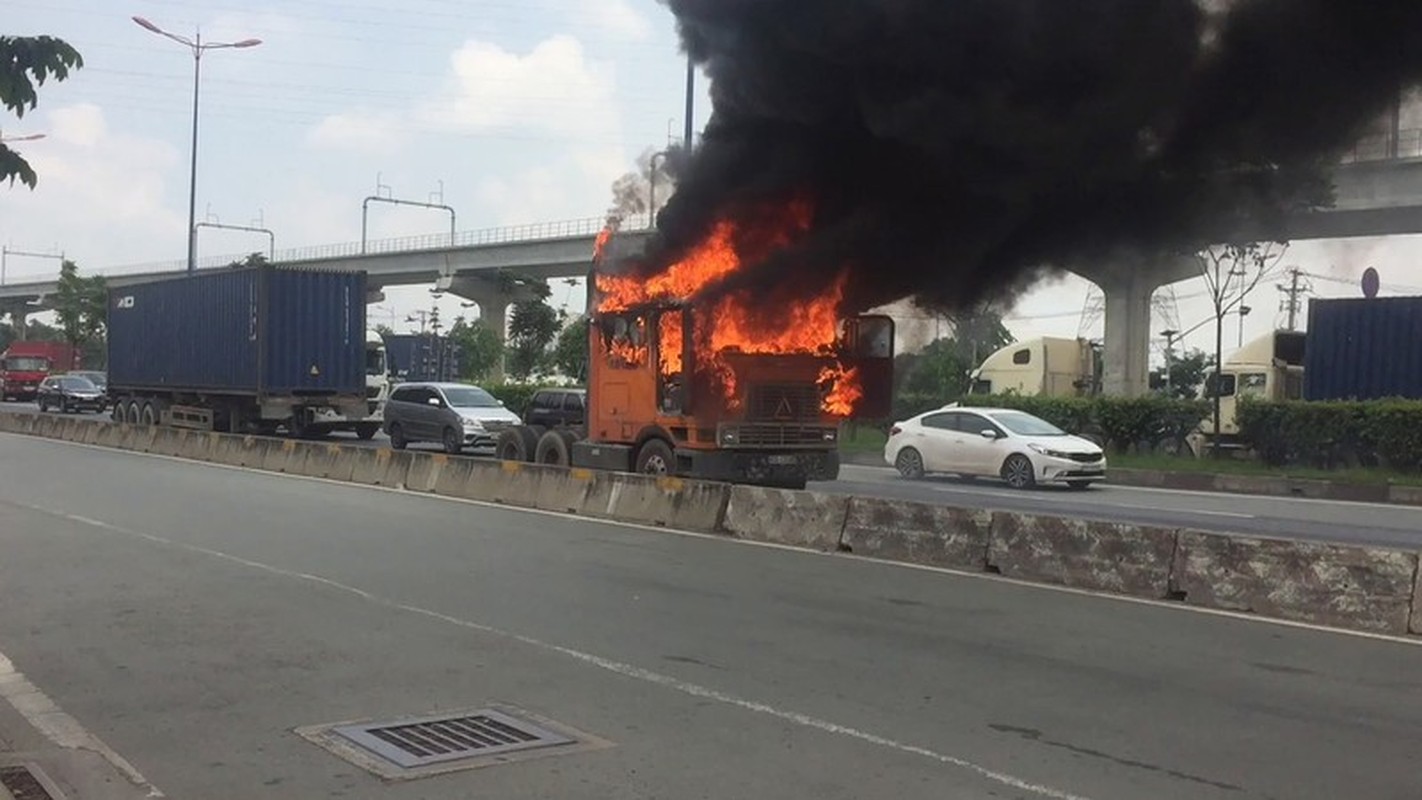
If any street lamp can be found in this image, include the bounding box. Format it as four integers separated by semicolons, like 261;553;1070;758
1237;305;1252;348
132;15;262;275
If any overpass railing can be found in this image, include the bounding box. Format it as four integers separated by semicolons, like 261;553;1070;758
1340;128;1422;164
93;216;651;278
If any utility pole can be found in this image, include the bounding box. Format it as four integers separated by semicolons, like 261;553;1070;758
1277;267;1308;331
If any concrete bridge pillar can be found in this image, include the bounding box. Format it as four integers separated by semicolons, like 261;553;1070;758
436;274;541;382
1075;255;1199;398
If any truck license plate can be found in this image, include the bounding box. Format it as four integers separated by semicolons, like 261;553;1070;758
768;455;798;465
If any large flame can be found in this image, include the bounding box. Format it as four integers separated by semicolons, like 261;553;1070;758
595;203;862;416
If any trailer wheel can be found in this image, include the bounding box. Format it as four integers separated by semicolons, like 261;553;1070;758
125;400;141;425
634;438;675;476
355;423;380;441
111;400;125;423
535;429;576;466
141;402;159;426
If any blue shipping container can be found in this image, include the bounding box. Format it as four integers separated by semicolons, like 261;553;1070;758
1303;295;1422;401
384;333;463;382
107;267;366;396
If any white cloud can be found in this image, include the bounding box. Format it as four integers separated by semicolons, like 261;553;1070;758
307;113;401;154
0;104;183;275
584;0;655;42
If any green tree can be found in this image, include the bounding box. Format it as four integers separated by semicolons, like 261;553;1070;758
505;300;561;380
228;252;269;268
1151;348;1213;399
53;258;107;353
552;315;590;381
446;316;503;382
373;323;394;338
2;35;84;187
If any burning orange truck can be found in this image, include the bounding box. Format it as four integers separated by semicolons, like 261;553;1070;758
495;217;894;490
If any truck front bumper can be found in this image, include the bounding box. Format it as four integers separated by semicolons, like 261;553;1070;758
676;448;840;486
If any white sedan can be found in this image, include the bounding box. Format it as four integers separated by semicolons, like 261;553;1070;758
884;406;1106;490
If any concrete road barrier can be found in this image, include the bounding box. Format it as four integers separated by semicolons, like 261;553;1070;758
533;466;600;515
721;486;848;550
124;425;159;453
1389;484;1422;507
348;447;413;488
96;422;125;449
404;453;448;493
149;426;187;457
1172;530;1418;635
840;497;991;570
988;512;1177;599
597;473;729;533
258;438;298;472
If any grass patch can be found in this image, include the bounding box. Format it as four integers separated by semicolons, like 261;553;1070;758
839;424;888;455
1110;452;1422;486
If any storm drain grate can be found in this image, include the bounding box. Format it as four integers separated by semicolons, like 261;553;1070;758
332;709;575;768
0;766;58;800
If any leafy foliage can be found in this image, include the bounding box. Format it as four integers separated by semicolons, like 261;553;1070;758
552;315;590;380
481;383;543;417
1238;398;1422;473
888;306;1016;423
52;259;107;352
1;35;84;188
1150;348;1212;399
505;300;561;380
228;252;270;268
446;316;503;383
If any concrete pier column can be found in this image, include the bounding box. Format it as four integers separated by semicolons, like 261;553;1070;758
437;274;539;382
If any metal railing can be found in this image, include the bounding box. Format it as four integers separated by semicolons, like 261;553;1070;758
1339;128;1422;164
86;216;651;279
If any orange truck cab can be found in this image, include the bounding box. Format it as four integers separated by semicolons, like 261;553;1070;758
568;294;894;489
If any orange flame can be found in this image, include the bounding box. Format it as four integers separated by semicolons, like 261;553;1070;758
595;201;862;417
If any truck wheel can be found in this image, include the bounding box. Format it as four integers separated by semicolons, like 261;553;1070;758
110;400;124;422
141;402;159;426
126;401;141;425
355;423;380;441
534;429;576;466
495;427;538;462
388;422;408;450
442;427;463;455
634;438;675;476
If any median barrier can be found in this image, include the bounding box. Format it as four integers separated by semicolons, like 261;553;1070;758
840;497;991;570
348;447;413;488
1387;484;1422;508
262;438;302;472
1171;530;1418;635
209;433;245;466
316;443;358;482
1413;569;1422;636
284;441;333;479
79;419;105;445
533;466;599;515
404;453;448;493
459;460;545;508
95;421;125;448
988;512;1177;598
431;456;478;497
33;414;61;439
597;472;729;533
119;424;158;453
149;426;187;457
54;416;80;442
721;486;848;550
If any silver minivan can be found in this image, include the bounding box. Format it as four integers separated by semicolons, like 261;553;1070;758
383;382;521;454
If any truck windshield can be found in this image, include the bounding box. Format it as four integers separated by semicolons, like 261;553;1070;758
365;348;386;376
442;386;500;408
4;357;49;371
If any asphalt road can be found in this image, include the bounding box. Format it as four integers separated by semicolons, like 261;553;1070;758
2;401;1419;547
1;433;1420;800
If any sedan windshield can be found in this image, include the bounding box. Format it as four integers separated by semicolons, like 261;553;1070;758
59;377;98;391
990;410;1066;437
442;386;500;408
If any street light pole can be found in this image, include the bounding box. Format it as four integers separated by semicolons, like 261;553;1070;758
684;55;695;151
132;16;262;275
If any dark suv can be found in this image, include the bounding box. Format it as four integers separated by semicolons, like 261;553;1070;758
524;388;586;429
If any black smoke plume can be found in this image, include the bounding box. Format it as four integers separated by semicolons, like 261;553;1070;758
639;0;1422;314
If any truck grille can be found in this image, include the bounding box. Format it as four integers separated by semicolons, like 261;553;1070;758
730;424;836;448
366;385;382;399
747;383;821;422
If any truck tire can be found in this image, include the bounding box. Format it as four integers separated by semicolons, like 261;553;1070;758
495;427;539;462
141;401;159;426
534;429;577;466
355;423;380;441
125;400;141;425
634;438;675;476
111;400;125;423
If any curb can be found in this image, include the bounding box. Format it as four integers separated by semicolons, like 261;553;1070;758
4;413;1420;639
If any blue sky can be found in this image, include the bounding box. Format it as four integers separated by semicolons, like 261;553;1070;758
4;0;1422;359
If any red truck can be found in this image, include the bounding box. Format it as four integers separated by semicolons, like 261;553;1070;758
1;341;80;402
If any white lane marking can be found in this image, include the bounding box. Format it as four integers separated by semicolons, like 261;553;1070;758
5;435;1420;649
0;650;165;797
17;502;1091;800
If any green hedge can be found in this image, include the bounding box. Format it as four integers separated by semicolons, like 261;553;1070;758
957;394;1210;454
482;383;545;416
1238;398;1422;472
